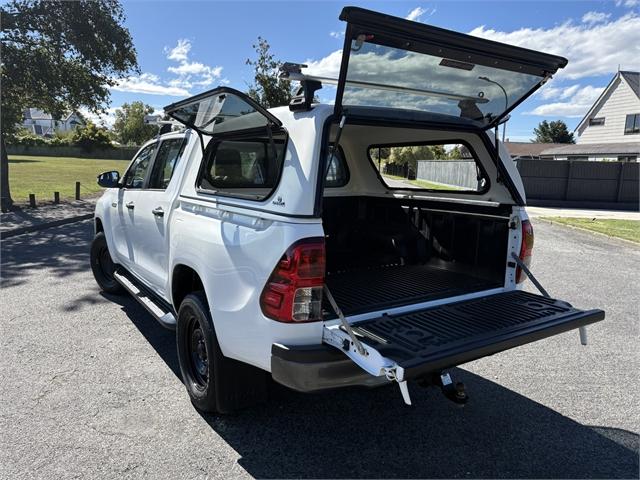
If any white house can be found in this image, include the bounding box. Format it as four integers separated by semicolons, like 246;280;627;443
22;108;84;137
536;71;640;162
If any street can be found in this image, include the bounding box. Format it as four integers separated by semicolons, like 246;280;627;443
1;219;638;479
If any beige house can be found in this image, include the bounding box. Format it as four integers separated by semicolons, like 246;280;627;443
22;108;84;137
541;71;640;162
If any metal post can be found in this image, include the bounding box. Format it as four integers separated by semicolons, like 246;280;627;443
54;191;60;204
29;193;36;208
75;181;80;200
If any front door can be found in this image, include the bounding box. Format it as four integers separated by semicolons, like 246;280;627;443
112;142;157;278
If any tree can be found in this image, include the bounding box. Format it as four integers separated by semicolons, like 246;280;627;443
245;37;293;108
532;120;575;144
113;102;157;146
0;0;138;211
72;121;113;151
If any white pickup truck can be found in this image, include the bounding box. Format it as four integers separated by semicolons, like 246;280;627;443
91;7;604;413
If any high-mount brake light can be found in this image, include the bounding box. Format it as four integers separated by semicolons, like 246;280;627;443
260;238;325;322
516;220;534;283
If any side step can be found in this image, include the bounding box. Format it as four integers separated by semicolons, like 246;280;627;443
114;268;176;330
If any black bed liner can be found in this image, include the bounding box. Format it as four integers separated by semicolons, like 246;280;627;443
349;290;604;380
325;264;501;317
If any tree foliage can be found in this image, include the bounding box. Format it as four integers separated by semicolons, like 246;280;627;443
113;102;157;146
245;37;293;108
72;121;113;151
0;0;138;211
532;120;575;143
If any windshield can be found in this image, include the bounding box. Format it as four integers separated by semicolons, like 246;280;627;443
341;37;542;126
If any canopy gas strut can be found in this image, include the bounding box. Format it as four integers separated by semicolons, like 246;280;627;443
511;252;588;345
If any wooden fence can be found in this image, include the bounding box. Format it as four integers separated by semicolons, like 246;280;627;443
516;159;639;210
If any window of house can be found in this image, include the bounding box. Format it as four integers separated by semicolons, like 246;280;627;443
149;138;187;189
198;134;286;200
589;117;605;126
123;143;156;189
624;114;640;134
369;142;487;192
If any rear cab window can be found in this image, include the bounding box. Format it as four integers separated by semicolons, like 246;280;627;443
369;142;488;192
198;134;287;200
149;137;187;189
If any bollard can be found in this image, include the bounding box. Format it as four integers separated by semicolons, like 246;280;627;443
75;181;80;200
29;194;36;208
54;191;60;204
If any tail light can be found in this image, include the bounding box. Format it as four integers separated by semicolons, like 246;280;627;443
260;238;325;322
516;219;534;283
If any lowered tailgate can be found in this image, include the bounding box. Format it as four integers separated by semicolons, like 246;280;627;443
324;290;604;382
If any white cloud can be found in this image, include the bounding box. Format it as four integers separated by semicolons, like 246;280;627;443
406;7;426;21
616;0;639;7
538;83;580;100
581;11;611;24
469;13;640;80
111;73;190;97
405;6;436;22
305;49;343;77
164;39;223;91
329;31;344;39
165;39;191;62
79;107;118;127
526;85;604;117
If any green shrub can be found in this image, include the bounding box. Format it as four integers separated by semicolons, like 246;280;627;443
72;121;113;151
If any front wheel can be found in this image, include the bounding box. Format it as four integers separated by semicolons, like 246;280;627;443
90;232;124;295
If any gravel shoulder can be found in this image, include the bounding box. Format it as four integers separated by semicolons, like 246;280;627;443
0;220;638;479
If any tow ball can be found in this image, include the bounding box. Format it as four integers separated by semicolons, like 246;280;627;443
420;372;469;406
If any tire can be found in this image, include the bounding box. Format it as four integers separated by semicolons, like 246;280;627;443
90;232;124;295
176;291;268;414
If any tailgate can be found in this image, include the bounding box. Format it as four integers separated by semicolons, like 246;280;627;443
325;290;604;382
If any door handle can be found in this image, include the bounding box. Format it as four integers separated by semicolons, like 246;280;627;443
125;201;135;210
152;206;164;217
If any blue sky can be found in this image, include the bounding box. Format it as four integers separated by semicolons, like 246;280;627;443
97;0;640;141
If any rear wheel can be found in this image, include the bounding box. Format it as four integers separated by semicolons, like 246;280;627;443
90;232;124;294
176;291;268;414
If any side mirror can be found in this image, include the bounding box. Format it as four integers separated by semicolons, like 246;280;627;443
97;170;120;188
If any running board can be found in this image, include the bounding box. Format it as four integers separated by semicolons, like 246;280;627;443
114;269;176;330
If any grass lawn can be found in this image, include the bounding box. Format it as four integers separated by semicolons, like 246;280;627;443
7;155;131;204
382;174;465;191
542;217;640;243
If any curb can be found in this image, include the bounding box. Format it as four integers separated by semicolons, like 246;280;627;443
1;213;93;239
536;217;640;247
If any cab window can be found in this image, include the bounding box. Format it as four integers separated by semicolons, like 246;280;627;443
123;143;156;189
149;138;187;189
198;133;286;200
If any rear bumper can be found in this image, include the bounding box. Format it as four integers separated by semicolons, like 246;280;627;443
271;343;387;392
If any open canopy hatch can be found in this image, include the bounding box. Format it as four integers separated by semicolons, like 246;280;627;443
289;6;568;128
163;87;282;137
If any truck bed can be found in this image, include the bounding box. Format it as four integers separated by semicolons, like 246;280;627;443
325;263;501;317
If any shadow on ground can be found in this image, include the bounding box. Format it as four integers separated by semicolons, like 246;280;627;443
110;294;639;479
0;220;93;288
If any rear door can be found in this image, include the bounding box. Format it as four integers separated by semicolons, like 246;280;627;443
327;7;567;129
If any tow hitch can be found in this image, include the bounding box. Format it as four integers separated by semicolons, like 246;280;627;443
418;372;469;406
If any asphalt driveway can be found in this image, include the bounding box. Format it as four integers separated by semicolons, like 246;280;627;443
1;219;638;479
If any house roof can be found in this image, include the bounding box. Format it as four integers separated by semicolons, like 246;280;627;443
540;142;640;157
575;71;640;134
504;141;567;157
621;71;639;100
22;108;82;123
